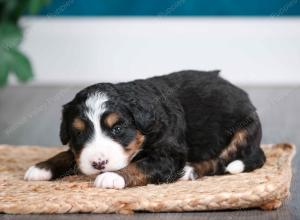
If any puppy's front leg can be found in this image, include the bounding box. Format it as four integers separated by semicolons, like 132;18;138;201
93;163;146;189
24;150;77;181
94;149;185;189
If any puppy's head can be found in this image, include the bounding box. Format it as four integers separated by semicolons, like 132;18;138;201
60;90;152;175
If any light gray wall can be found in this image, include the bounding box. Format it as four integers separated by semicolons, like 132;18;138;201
19;17;300;85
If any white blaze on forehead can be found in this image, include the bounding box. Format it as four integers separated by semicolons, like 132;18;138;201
78;92;129;175
85;92;108;136
85;92;109;118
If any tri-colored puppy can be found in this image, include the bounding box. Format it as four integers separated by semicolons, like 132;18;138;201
24;70;266;189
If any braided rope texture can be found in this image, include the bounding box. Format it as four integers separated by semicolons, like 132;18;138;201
0;143;295;214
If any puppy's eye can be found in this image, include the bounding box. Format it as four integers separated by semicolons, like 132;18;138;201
111;125;123;136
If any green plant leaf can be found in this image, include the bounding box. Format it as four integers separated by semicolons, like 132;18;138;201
0;0;49;86
0;40;13;86
9;49;33;82
0;23;22;50
28;0;50;14
0;0;19;22
0;61;9;87
0;39;33;85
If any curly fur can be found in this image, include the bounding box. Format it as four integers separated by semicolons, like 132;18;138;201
25;70;266;187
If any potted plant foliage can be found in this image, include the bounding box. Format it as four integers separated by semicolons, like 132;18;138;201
0;0;49;86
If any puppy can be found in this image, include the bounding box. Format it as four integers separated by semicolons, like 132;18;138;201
24;70;266;189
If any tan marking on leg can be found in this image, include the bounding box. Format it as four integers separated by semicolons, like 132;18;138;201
219;129;247;160
125;131;145;159
192;159;218;177
191;129;247;178
115;163;147;187
74;151;81;168
104;112;119;128
72;118;85;131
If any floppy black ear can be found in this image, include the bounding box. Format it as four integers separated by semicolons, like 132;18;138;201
129;100;158;134
59;103;71;145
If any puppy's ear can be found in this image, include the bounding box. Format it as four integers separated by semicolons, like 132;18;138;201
129;100;157;134
59;103;72;145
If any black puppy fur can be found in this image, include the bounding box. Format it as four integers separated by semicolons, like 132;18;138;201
29;70;266;187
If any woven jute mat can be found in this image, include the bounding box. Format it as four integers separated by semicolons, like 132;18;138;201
0;143;295;214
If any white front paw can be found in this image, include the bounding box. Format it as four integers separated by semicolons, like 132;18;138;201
94;172;125;189
24;166;52;181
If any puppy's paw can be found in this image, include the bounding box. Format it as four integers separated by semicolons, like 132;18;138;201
180;165;197;180
225;160;245;174
24;165;52;181
94;172;125;189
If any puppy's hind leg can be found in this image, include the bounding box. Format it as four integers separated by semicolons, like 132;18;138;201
225;147;266;174
225;112;266;174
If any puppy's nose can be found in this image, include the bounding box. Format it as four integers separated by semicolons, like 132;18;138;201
92;160;108;170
